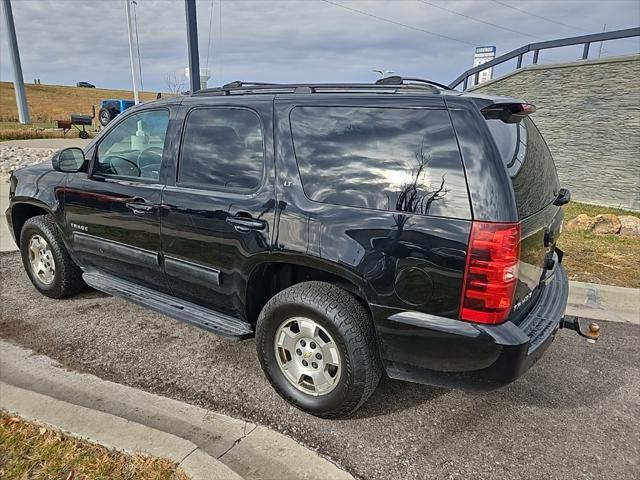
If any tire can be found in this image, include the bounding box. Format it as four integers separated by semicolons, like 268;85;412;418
78;130;89;139
98;107;116;127
256;281;382;418
20;215;85;299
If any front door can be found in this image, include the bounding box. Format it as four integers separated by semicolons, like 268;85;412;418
64;108;171;292
160;104;275;318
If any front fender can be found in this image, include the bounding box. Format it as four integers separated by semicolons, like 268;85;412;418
7;164;68;243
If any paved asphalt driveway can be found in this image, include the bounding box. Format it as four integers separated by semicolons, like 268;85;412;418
1;251;638;480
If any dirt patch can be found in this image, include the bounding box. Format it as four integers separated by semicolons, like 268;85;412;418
560;202;640;288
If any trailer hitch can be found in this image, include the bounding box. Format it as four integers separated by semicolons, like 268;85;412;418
560;316;600;343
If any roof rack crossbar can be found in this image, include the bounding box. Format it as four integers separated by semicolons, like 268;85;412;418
221;81;278;89
375;76;453;90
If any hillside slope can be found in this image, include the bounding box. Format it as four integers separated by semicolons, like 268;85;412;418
0;82;161;122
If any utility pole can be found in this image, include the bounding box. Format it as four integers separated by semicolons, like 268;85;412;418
125;0;140;103
185;0;200;94
1;0;30;124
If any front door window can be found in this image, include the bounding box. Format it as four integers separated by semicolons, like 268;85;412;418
96;109;169;181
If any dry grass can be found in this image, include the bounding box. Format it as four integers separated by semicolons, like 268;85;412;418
559;202;640;288
0;413;189;480
0;122;80;141
1;81;160;123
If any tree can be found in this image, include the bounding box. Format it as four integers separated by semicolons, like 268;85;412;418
164;71;186;95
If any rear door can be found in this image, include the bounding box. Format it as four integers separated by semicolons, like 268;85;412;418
160;101;275;318
485;116;563;318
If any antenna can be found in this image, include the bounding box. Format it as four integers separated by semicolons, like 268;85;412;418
373;69;395;78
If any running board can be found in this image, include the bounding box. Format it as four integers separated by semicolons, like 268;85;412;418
83;271;254;341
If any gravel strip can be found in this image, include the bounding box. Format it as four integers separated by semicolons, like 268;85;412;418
0;146;55;178
1;251;639;480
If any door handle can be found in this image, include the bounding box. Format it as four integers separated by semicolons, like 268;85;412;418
125;198;156;215
226;216;266;232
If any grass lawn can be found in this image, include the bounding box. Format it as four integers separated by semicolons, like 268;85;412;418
559;201;640;288
0;413;188;480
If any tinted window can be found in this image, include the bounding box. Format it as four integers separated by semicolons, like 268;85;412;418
96;109;169;181
290;107;470;218
486;117;560;218
178;108;264;191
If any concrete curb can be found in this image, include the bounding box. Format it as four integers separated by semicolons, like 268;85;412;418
0;383;242;480
566;281;640;325
0;340;354;480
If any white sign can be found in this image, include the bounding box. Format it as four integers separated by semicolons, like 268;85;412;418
472;46;497;85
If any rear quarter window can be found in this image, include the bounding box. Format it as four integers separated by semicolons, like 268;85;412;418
486;117;560;218
289;106;471;219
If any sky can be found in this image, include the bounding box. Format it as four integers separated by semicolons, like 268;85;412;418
1;0;639;93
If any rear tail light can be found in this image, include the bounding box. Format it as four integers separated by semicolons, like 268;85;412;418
460;221;521;324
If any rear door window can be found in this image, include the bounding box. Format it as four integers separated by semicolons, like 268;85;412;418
486;117;560;218
178;108;264;192
289;106;470;219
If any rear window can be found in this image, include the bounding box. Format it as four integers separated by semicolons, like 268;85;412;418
486;117;560;218
290;106;470;219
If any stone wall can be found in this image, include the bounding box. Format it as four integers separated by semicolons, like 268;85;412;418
470;55;640;210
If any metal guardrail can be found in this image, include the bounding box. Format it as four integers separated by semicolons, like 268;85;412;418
449;27;640;91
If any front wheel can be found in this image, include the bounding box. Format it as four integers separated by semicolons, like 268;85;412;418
256;282;382;418
20;215;85;299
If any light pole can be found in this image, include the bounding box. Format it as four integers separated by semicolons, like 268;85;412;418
125;0;140;103
185;0;200;94
1;0;30;124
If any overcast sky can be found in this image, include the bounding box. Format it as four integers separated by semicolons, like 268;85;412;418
1;0;639;92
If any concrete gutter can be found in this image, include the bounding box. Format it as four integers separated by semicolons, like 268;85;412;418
0;340;354;480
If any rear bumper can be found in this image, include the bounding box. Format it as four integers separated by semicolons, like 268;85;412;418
374;264;569;391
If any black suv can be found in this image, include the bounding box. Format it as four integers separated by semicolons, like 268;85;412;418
6;78;578;418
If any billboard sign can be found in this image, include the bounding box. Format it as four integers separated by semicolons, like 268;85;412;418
472;46;497;85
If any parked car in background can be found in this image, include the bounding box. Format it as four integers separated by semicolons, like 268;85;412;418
6;77;592;418
76;81;95;88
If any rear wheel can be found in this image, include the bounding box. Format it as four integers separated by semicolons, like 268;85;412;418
256;281;382;418
20;215;85;298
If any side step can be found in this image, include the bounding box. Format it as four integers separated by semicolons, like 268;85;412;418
83;271;254;341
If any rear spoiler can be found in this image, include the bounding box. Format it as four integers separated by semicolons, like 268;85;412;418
462;94;537;123
481;102;536;124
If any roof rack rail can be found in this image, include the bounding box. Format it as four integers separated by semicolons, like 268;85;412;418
194;81;441;96
375;76;453;90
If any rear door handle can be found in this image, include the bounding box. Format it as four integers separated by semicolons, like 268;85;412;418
126;198;156;215
226;216;266;232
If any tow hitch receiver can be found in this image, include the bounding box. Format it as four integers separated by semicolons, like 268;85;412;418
560;316;601;343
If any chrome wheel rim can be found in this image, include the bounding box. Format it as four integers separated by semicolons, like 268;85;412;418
28;234;55;285
274;317;342;396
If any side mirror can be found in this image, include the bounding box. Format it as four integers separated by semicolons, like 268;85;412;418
52;147;86;173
